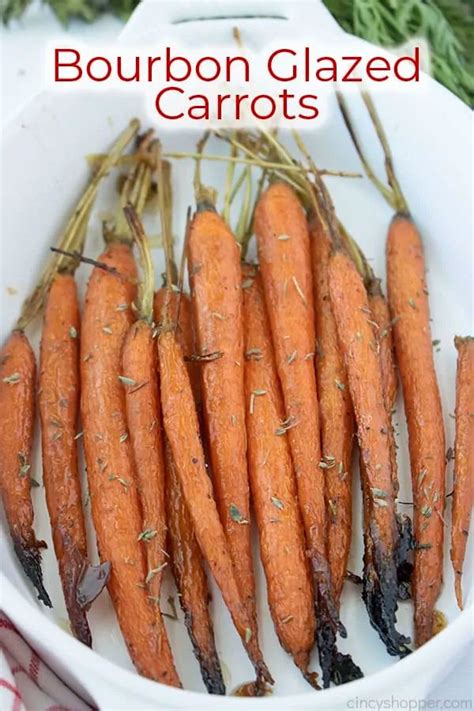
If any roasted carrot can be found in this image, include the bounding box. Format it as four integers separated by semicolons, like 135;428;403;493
0;331;49;604
253;182;345;676
187;191;257;642
241;262;317;684
155;289;225;695
387;215;445;645
310;216;354;607
337;91;445;647
157;327;272;688
40;271;110;644
328;246;410;656
0;122;138;609
122;180;168;605
80;140;180;685
451;336;474;609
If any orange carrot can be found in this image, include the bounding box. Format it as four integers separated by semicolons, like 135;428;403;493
122;198;168;603
155;290;225;695
310;216;354;606
157;325;273;688
242;263;317;685
40;272;109;644
253;182;345;680
187;203;257;641
328;247;410;657
0;331;49;605
80;146;180;685
387;215;445;646
451;336;474;609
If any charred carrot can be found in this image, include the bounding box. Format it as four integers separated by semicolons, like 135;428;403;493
451;336;474;609
0;331;48;604
187;179;257;643
328;246;410;656
0;122;138;608
81;139;180;685
338;91;446;647
155;289;225;695
242;262;317;684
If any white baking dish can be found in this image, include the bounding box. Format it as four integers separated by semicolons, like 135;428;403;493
0;1;472;708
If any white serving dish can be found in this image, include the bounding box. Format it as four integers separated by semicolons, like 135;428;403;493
0;1;472;709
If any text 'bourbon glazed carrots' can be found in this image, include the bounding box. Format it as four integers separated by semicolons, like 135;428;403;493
0;121;137;612
450;336;474;610
157;177;273;693
242;262;318;686
187;149;258;644
153;158;225;695
80;132;180;686
338;91;446;647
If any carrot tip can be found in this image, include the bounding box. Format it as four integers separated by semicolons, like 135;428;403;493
363;541;411;657
13;538;52;608
454;576;464;611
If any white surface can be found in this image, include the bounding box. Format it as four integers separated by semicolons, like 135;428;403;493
0;0;473;708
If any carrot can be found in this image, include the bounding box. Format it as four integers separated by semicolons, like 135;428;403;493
337;91;446;647
80;139;180;685
387;215;445;645
310;216;354;607
157;327;273;688
328;246;410;657
0;331;49;604
0;121;138;609
451;336;474;609
156;285;225;696
40;271;110;644
241;262;317;684
253;182;346;675
187;189;257;642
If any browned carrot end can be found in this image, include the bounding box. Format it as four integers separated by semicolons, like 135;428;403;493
451;336;474;610
0;330;51;607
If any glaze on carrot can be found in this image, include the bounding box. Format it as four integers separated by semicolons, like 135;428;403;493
451;336;474;609
0;331;50;605
242;263;317;685
328;247;410;657
187;205;257;641
157;326;273;688
40;272;109;643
